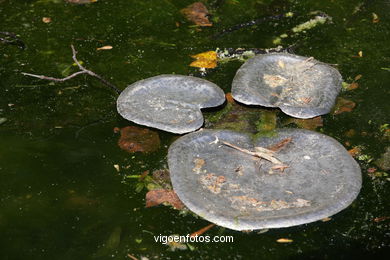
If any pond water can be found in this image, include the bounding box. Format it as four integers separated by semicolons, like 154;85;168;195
0;0;389;259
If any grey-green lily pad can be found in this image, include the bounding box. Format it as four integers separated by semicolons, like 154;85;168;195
231;53;342;119
117;75;225;134
168;129;361;231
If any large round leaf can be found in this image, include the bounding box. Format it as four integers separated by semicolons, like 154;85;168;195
117;75;225;134
168;129;361;230
232;53;342;118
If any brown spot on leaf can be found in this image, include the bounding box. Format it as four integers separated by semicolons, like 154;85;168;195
181;2;212;27
117;126;160;153
145;189;184;209
193;158;205;173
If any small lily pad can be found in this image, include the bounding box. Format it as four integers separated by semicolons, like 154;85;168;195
117;75;225;134
231;53;342;119
168;129;361;230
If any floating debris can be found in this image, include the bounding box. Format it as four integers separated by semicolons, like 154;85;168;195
117;75;225;134
232;53;342;119
115;126;160;153
333;97;356;115
145;189;184;209
168;129;361;230
181;2;212;27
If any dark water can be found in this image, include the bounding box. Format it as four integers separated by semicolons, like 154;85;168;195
0;0;389;259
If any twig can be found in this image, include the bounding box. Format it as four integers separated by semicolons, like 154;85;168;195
22;45;121;94
221;141;283;165
127;254;139;260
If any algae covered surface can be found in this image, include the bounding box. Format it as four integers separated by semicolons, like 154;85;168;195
0;0;389;259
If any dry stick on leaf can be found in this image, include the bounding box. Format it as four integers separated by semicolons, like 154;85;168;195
22;45;121;94
220;140;284;165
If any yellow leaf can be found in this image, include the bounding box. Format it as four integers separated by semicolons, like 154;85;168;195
97;45;113;50
190;51;217;68
277;238;293;243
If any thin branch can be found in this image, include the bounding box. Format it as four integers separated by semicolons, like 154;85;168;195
22;45;121;94
221;141;284;165
22;70;88;82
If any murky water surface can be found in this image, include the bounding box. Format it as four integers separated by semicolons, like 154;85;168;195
1;0;389;259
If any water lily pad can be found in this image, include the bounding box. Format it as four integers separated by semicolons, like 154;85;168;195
168;129;361;230
117;75;225;134
231;53;342;118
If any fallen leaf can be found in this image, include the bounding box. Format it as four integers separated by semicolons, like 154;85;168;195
321;217;332;222
284;116;323;130
42;17;52;23
225;93;235;103
117;126;160;153
113;164;120;172
190;50;217;68
97;45;113;50
267;138;292;152
190;224;215;237
333;97;356;115
354;74;362;81
348;146;362;157
373;216;389;222
345;129;356;137
145;189;185;209
372;13;379;23
345;82;359;91
277;238;293;243
181;2;212;27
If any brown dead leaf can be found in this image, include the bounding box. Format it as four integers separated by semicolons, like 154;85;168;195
42;17;52;23
190;224;215;237
225;93;235;104
145;189;184;209
181;2;212;26
285;116;323;130
321;217;332;222
190;50;217;68
373;216;389;222
97;45;113;50
348;146;362;157
333;97;356;115
354;74;362;81
345;129;356;138
267;138;292;152
372;13;379;23
117;126;160;153
276;238;293;243
346;82;359;91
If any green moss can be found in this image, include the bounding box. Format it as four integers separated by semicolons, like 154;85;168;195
205;103;233;123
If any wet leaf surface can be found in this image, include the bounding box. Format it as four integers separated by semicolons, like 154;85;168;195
115;126;160;153
168;129;361;230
